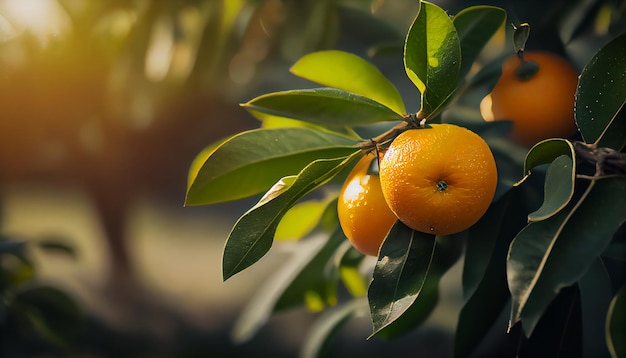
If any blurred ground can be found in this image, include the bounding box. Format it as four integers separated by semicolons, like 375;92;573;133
1;182;464;356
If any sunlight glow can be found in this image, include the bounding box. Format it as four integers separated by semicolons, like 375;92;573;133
0;0;69;43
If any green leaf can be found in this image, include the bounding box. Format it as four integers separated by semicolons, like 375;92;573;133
242;88;404;127
274;230;347;311
275;197;333;241
508;177;626;336
36;239;77;259
231;234;333;343
452;6;506;80
368;221;436;336
575;32;626;149
528;155;575;222
579;259;612;358
456;187;528;357
404;1;461;118
337;243;368;297
252;109;328;131
521;285;582;357
290;50;406;114
512;23;531;54
12;286;82;348
607;284;626;358
186;127;359;206
222;153;360;280
372;234;463;340
300;298;369;358
522;138;575;177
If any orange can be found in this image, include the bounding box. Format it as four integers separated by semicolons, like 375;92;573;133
480;51;579;146
379;124;497;235
337;152;398;256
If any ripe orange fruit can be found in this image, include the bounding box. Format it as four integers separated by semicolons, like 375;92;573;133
480;51;579;146
337;152;398;256
379;124;497;236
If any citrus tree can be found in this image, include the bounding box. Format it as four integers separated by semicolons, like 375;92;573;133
186;1;626;356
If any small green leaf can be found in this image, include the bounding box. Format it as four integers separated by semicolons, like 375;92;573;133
186;127;359;206
508;177;626;336
521;138;575;177
300;298;369;358
575;32;626;149
453;6;506;80
512;23;531;54
607;284;626;358
527;155;575;222
290;50;406;114
404;1;461;118
242;88;404;127
368;221;436;336
338;244;368;297
223;153;360;280
36;239;77;259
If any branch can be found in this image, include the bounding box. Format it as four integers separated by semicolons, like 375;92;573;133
573;141;626;176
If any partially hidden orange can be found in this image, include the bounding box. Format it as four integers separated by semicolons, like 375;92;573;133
337;152;397;256
480;51;579;146
379;124;497;236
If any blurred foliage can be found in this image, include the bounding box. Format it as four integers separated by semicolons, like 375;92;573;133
0;234;82;356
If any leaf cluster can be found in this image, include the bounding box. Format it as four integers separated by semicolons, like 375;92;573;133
186;1;626;356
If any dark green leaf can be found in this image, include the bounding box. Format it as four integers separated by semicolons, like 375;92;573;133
374;234;464;340
528;155;575;222
522;138;575;177
519;285;582;358
373;271;439;340
453;6;506;80
232;231;343;343
512;23;531;54
242;88;404;127
290;50;406;114
603;228;626;261
575;33;626;149
456;187;528;357
223;153;360;280
12;286;82;348
300;298;369;358
186;127;359;206
404;1;461;118
578;259;612;358
509;177;626;336
607;284;626;358
37;239;77;259
368;221;436;336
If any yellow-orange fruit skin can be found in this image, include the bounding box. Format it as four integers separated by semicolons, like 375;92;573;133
337;153;398;256
379;124;498;236
480;51;579;146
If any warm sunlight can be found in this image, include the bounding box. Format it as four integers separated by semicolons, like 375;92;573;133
0;0;69;43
